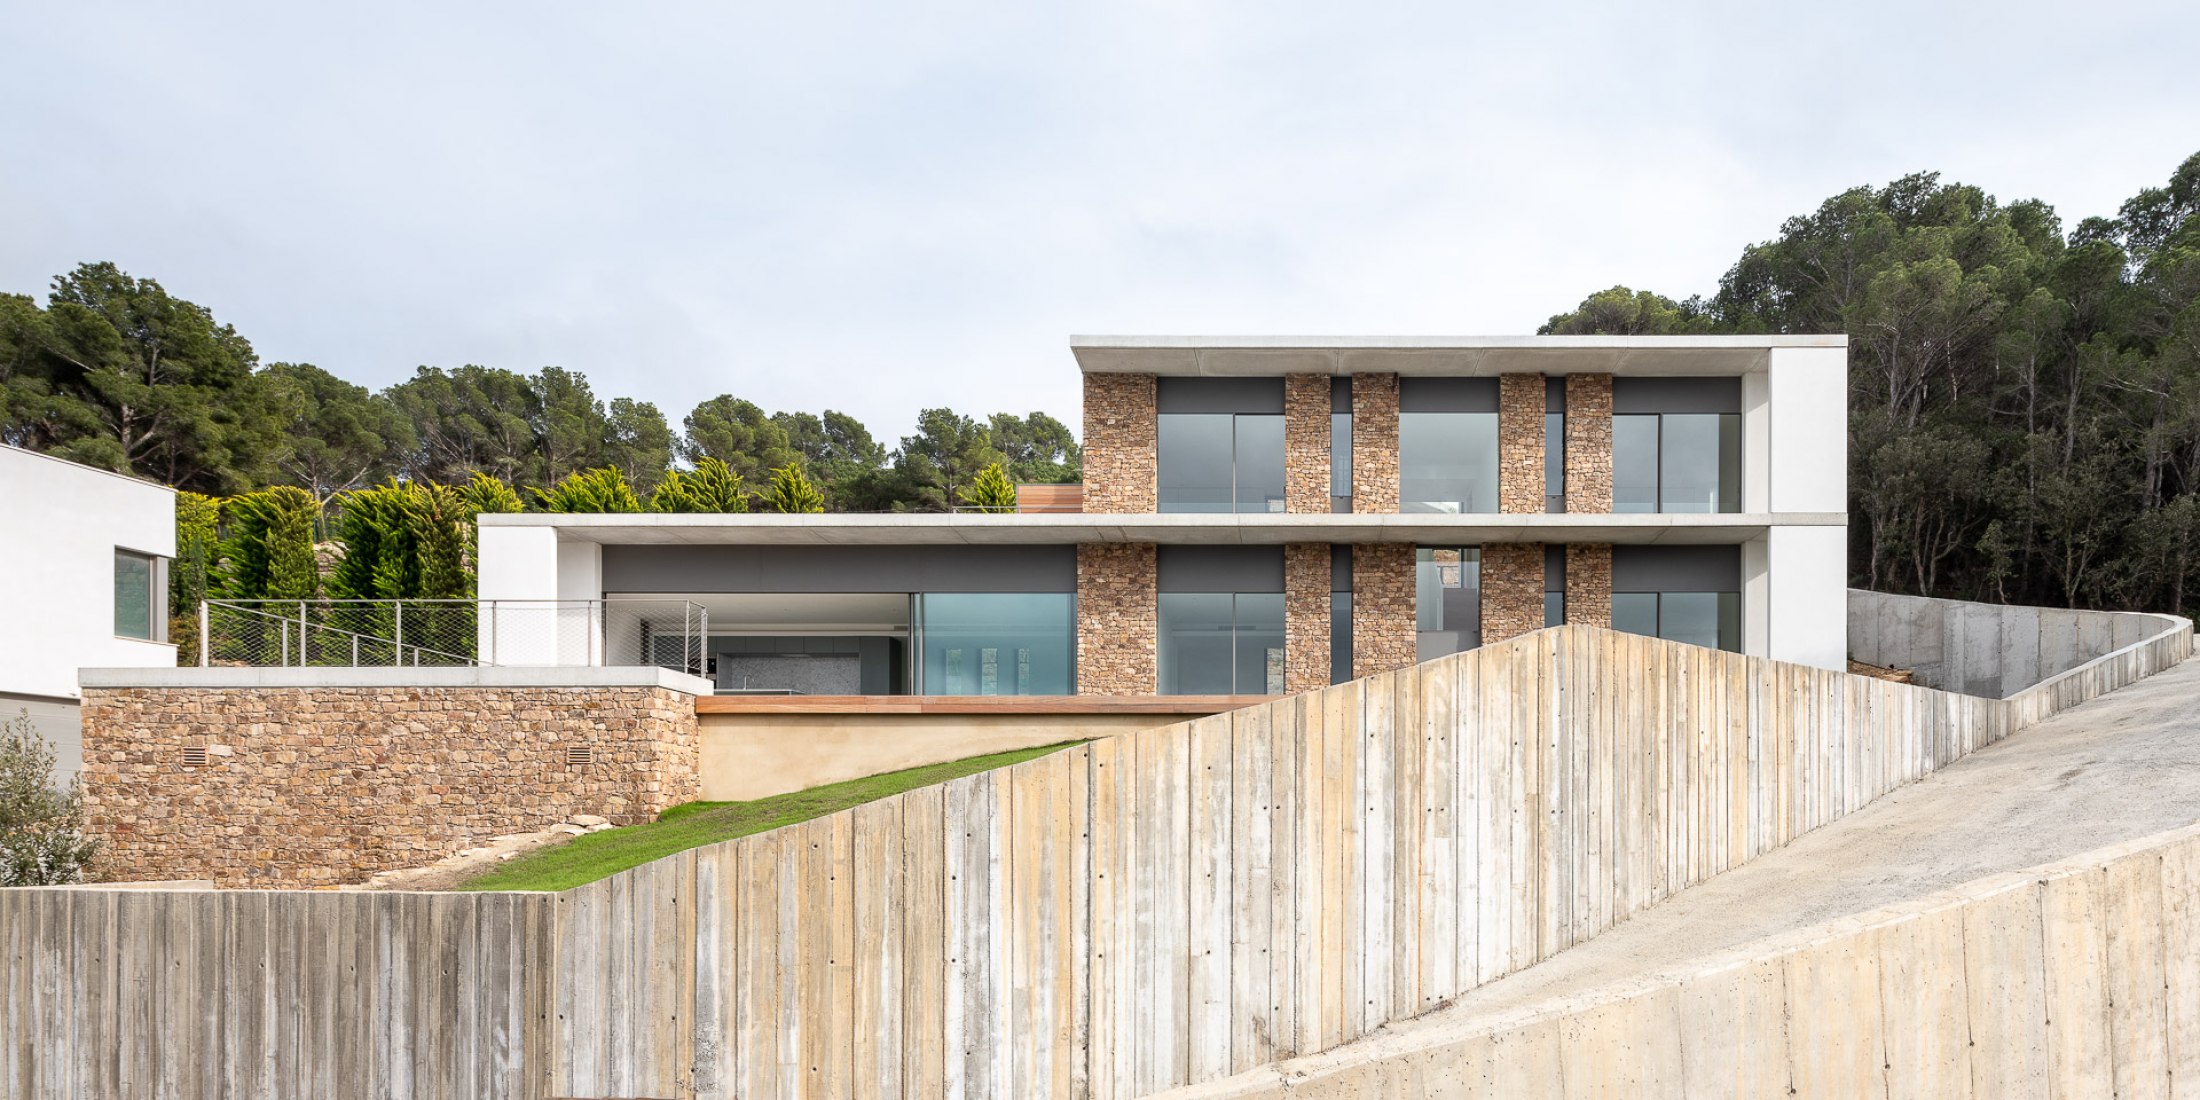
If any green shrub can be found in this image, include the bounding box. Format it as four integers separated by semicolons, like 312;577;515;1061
958;461;1018;513
761;463;825;513
531;467;642;513
0;712;97;886
648;456;750;513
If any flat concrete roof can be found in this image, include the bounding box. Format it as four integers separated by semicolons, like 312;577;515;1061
482;511;1843;546
79;665;716;694
1068;334;1847;377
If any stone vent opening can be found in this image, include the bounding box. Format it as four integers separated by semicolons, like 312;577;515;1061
565;745;595;766
180;747;209;767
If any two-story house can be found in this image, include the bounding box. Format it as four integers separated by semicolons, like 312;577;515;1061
475;335;1848;706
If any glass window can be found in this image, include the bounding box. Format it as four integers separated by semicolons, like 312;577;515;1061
1613;416;1660;514
1544;591;1564;629
1612;413;1741;514
114;549;156;640
1159;592;1285;694
1609;591;1741;652
1330;412;1353;510
915;593;1075;695
1415;547;1481;662
1330;590;1353;685
1544;411;1565;512
1399;412;1499;513
1234;415;1286;513
1158;413;1286;513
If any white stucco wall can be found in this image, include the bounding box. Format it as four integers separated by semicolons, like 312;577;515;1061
0;447;177;701
1766;525;1849;670
475;525;604;664
1766;346;1848;513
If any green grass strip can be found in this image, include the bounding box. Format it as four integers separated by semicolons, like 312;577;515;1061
452;740;1082;893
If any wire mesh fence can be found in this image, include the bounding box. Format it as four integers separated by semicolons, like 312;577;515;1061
200;599;708;674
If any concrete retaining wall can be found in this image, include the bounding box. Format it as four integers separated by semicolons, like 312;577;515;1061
9;600;2190;1099
1168;820;2200;1100
1848;589;2183;700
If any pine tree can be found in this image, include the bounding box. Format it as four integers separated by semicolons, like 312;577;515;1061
168;492;221;665
958;461;1019;513
762;463;826;513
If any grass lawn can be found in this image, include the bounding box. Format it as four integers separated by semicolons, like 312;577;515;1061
453;741;1082;893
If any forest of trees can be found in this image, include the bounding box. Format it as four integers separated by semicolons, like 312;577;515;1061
4;151;2196;619
0;266;1080;513
1542;151;2200;616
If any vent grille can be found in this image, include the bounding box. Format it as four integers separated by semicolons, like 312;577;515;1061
566;746;595;766
180;747;209;767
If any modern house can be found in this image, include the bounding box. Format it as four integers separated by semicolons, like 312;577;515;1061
476;335;1848;704
0;445;177;781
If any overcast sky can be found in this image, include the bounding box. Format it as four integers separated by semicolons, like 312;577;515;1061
5;1;2195;444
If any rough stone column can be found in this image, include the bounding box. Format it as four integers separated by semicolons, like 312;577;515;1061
1499;374;1546;514
1284;375;1332;514
1081;373;1157;513
1284;543;1332;693
1351;543;1416;678
1076;542;1157;694
1565;544;1613;628
1565;373;1613;513
1351;373;1400;513
1480;543;1546;645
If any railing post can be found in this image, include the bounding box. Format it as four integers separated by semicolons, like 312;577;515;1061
300;600;309;666
487;601;497;667
198;601;209;667
281;620;290;667
352;635;360;667
393;601;404;668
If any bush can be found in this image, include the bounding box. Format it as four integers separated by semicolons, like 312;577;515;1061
958;461;1018;513
0;712;98;886
762;463;826;513
531;467;642;513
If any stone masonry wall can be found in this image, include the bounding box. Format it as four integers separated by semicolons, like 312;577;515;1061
80;685;701;888
1351;543;1416;678
1565;543;1613;629
1082;373;1157;512
1077;542;1158;694
1283;543;1332;694
1284;375;1332;514
1565;373;1613;512
1499;374;1545;514
1350;373;1400;513
1480;544;1546;645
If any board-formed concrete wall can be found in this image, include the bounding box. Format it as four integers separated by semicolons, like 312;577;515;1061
8;607;2189;1099
1172;820;2200;1100
1848;589;2181;700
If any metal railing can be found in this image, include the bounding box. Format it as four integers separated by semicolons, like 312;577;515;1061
199;599;709;674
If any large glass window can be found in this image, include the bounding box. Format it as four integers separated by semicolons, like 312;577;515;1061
114;548;157;640
1610;591;1740;652
1159;592;1285;694
1158;413;1286;513
1415;547;1481;661
1612;414;1741;513
1400;413;1499;513
914;593;1075;695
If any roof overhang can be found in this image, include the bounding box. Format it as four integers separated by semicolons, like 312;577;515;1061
483;511;1842;547
1068;335;1847;377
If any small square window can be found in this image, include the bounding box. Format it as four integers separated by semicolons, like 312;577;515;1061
114;548;158;640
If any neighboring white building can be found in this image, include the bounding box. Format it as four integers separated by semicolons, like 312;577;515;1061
0;446;177;782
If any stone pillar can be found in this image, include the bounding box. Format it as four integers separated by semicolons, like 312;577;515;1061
1565;544;1613;628
1351;543;1416;678
1284;375;1332;514
1283;543;1331;693
1565;374;1613;513
1480;544;1546;645
1499;374;1545;514
1081;373;1157;513
1076;543;1157;694
1351;373;1399;513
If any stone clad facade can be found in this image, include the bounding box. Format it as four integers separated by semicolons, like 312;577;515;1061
1283;543;1331;694
1284;374;1332;514
1081;373;1157;512
1352;543;1416;678
1565;373;1614;512
1350;373;1400;513
1566;544;1614;628
1480;544;1546;645
1076;542;1158;694
1498;374;1546;514
80;684;700;887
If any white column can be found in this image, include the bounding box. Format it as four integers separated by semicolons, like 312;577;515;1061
1766;525;1848;671
477;524;561;665
1767;347;1848;513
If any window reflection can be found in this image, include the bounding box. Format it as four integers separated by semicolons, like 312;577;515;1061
1400;413;1499;514
1415;547;1481;661
1158;413;1286;513
1609;591;1740;652
1159;592;1285;694
915;593;1076;695
1612;414;1740;513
